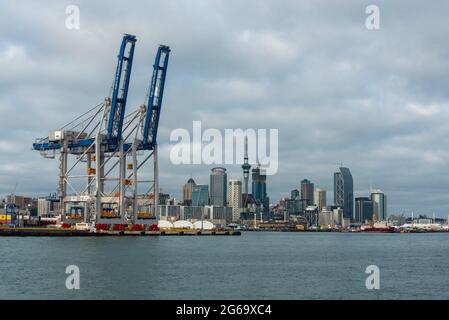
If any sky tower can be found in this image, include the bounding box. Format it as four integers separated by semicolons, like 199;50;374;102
242;136;251;207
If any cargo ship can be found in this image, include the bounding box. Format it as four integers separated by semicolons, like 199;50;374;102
360;226;397;233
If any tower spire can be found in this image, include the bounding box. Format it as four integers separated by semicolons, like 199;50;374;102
242;135;251;207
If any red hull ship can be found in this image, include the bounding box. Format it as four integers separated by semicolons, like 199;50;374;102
362;226;396;233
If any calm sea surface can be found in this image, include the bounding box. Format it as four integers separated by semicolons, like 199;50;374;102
1;232;449;300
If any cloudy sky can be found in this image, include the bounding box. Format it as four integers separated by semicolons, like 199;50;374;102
1;1;449;217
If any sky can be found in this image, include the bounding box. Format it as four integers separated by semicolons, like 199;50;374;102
0;1;449;217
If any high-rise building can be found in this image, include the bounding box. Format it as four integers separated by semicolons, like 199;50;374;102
291;189;300;200
355;197;373;223
228;179;242;222
334;167;354;221
159;192;171;205
210;167;227;206
192;185;209;206
301;179;314;206
37;198;51;216
315;188;327;212
252;166;269;214
241;136;251;208
182;178;196;206
371;190;387;221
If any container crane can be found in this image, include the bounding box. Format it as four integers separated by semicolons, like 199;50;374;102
32;34;137;225
31;35;171;229
127;45;170;223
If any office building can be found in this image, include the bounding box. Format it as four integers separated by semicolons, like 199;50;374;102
334;167;354;221
228;179;242;222
355;197;373;223
182;178;196;206
210;167;227;206
301;179;314;206
291;189;300;200
252;166;269;214
37;198;51;216
192;185;209;206
371;190;387;221
315;188;326;212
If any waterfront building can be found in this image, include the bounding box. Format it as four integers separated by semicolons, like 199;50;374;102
158;205;182;221
210;167;227;206
334;167;354;221
371;190;387;221
318;209;334;228
207;205;233;225
192;185;209;206
300;179;314;206
182;206;208;221
355;197;373;223
228;179;242;222
331;206;344;226
37;198;51;216
305;205;319;228
182;178;196;206
315;188;327;212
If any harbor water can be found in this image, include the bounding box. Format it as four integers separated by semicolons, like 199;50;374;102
1;232;448;299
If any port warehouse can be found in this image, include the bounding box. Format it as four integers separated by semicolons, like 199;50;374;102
0;204;234;228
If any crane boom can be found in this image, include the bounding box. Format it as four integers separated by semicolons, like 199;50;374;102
106;34;136;143
32;34;137;154
141;45;170;149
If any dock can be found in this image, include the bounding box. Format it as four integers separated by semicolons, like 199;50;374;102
0;227;241;237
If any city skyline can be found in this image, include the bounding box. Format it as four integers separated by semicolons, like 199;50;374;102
1;1;449;217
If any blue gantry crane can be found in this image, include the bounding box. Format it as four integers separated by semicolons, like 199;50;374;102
32;34;170;228
140;45;170;150
33;34;136;154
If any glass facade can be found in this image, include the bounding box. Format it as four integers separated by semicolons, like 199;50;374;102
355;197;373;223
192;185;209;206
371;191;387;221
301;179;314;206
252;166;269;213
334;167;354;221
209;167;227;206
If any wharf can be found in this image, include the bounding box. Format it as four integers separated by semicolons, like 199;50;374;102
0;227;241;237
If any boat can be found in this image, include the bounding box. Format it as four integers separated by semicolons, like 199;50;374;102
361;226;397;233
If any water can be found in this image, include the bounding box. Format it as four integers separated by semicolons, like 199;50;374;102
1;232;449;300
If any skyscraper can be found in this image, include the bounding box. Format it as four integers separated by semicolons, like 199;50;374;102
228;179;242;222
252;165;269;214
301;179;314;206
355;197;373;223
192;185;209;206
371;190;387;221
291;189;300;200
241;136;251;208
334;167;354;221
182;178;196;206
315;188;327;212
210;167;227;206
